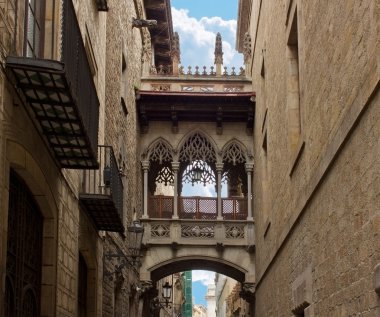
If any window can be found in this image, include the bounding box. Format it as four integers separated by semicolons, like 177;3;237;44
78;254;88;317
25;0;45;57
6;170;43;316
287;7;301;150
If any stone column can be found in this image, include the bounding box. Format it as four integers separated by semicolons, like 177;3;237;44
216;163;224;220
172;32;181;76
141;161;150;219
245;163;254;221
214;32;223;76
172;162;180;219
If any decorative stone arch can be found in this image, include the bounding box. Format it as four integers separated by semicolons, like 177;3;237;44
143;137;174;195
221;138;250;164
221;139;251;197
3;140;59;317
144;137;174;162
176;130;219;193
175;129;219;162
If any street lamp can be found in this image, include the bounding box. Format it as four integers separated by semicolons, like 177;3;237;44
162;281;173;307
103;220;144;280
127;220;144;266
191;166;203;184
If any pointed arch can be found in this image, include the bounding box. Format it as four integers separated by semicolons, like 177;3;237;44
144;138;174;195
150;256;247;283
221;138;249;165
177;130;218;163
145;137;173;164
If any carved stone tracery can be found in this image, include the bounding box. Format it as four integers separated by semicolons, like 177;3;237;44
146;139;174;193
171;31;181;63
222;141;248;195
243;32;252;64
214;32;224;65
179;132;216;163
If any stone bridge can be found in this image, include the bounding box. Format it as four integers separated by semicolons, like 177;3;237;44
140;217;255;284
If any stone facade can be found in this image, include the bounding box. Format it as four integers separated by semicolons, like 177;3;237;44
242;0;380;316
0;0;144;316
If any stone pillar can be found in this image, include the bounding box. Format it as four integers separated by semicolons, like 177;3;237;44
243;32;252;77
245;163;254;221
172;162;180;219
214;32;223;76
216;163;224;220
172;32;181;76
141;161;150;219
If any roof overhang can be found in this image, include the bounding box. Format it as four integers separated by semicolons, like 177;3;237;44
144;0;173;66
137;90;255;133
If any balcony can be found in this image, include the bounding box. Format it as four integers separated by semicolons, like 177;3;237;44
148;195;248;220
5;0;99;168
79;146;124;232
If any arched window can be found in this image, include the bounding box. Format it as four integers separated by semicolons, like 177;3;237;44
6;170;43;316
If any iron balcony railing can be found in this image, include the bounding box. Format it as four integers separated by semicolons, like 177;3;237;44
80;146;124;232
5;0;99;168
148;195;248;220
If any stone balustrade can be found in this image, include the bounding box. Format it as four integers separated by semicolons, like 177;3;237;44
141;219;255;247
150;65;246;77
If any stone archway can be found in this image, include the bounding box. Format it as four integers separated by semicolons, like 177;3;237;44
2;140;59;317
150;256;246;283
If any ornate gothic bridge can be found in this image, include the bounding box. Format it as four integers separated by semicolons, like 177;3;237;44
135;47;256;309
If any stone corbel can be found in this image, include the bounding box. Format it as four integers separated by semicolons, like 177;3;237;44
139;280;153;296
132;18;157;28
239;282;255;302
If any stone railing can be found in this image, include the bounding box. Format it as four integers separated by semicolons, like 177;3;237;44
150;65;246;77
142;219;255;247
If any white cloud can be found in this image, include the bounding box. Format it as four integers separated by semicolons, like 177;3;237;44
172;7;243;68
182;183;216;197
192;270;215;286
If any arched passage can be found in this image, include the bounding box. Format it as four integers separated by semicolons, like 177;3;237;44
150;256;246;283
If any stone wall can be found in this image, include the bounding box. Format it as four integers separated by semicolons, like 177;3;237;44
250;0;380;315
102;0;144;316
0;0;145;316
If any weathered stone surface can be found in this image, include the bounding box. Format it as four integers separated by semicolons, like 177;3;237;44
246;0;380;315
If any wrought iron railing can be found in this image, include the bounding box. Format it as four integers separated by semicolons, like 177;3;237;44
81;146;123;218
179;197;217;220
61;0;99;156
148;195;173;218
148;196;248;220
222;198;248;220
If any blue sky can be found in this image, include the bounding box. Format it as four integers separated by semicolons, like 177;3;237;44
171;0;243;69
